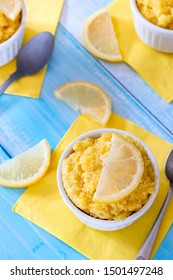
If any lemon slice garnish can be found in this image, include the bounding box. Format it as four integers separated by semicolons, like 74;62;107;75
0;0;22;20
54;81;112;125
82;8;122;62
93;134;144;202
0;139;51;188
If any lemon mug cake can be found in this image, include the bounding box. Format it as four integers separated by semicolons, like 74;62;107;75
61;132;156;221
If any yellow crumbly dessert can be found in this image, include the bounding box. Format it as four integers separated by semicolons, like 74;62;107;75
62;133;155;221
136;0;173;29
0;11;21;44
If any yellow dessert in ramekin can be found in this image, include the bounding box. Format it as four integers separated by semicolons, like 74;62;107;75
0;0;26;66
57;129;160;231
130;0;173;52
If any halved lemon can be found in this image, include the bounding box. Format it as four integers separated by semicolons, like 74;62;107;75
0;0;22;20
54;81;112;125
0;139;51;188
82;8;122;62
93;134;144;202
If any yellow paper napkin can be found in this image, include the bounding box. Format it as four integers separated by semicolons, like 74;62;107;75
108;0;173;103
0;0;64;98
13;113;173;260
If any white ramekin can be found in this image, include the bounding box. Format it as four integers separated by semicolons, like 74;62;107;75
130;0;173;53
0;0;27;66
57;128;160;231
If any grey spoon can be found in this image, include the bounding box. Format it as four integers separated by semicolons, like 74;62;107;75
0;32;54;95
135;149;173;260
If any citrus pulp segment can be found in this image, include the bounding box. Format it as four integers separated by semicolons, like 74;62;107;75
54;81;112;125
82;8;122;62
0;139;51;188
93;134;144;202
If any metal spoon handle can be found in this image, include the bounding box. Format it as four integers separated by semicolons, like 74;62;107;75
135;189;173;260
0;71;23;96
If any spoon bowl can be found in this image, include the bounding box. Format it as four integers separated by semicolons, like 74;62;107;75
17;32;55;76
165;150;173;183
0;32;55;95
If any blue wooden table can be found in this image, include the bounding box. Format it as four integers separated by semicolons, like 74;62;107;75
0;0;173;260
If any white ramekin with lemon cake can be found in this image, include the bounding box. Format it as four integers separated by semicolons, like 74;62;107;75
57;129;160;231
0;0;26;66
130;0;173;53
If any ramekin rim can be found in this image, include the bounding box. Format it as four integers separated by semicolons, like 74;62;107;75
57;128;160;228
130;0;173;34
0;0;27;49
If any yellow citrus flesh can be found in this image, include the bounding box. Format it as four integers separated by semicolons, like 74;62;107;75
93;134;144;202
54;81;112;125
82;8;122;62
0;0;22;20
0;139;51;188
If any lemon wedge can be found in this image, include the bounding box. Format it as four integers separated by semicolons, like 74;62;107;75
54;81;112;125
0;0;22;20
93;134;144;202
82;8;122;62
0;139;51;188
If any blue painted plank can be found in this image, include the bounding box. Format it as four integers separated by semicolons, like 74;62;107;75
154;224;173;260
0;146;9;163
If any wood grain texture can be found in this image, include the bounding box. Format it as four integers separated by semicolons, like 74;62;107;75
154;224;173;260
0;0;172;259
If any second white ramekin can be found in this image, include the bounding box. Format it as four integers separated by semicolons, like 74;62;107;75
0;0;27;67
57;128;160;231
130;0;173;53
